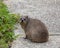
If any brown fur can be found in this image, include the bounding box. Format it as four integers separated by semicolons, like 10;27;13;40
20;16;49;43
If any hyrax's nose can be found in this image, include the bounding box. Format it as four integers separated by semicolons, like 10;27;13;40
22;20;23;22
20;18;24;22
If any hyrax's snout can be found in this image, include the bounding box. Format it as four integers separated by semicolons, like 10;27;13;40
20;18;24;22
21;19;23;22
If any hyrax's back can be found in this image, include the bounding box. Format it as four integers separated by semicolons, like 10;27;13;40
20;16;49;43
25;18;49;43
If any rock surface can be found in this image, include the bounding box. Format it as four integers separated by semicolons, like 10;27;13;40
11;36;60;48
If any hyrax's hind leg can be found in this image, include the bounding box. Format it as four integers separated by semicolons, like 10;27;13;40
40;32;49;43
30;31;48;43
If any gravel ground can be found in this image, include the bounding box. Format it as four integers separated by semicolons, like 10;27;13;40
3;0;60;48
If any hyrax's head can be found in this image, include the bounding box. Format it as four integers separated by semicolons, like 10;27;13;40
19;16;29;28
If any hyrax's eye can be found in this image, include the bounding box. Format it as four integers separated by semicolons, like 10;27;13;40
24;19;26;20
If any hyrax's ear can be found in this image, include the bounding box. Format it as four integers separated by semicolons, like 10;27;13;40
25;16;28;19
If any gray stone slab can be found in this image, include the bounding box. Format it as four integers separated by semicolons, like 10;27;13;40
3;0;60;34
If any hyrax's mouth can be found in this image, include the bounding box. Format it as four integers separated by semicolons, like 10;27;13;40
20;18;23;23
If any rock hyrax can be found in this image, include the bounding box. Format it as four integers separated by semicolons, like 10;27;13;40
19;16;49;43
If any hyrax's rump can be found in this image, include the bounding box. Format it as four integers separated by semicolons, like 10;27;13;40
20;16;49;43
